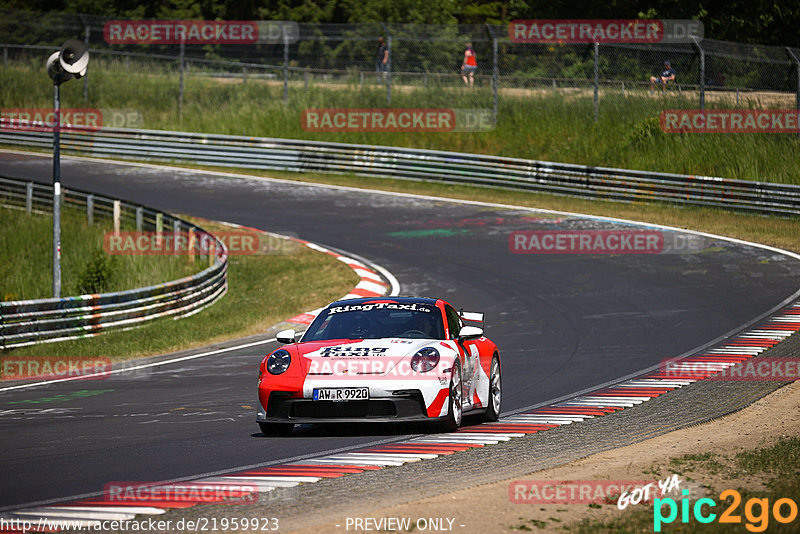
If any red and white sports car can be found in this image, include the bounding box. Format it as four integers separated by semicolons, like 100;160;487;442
257;297;501;435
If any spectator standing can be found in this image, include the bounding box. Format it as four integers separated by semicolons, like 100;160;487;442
376;37;388;81
461;43;477;87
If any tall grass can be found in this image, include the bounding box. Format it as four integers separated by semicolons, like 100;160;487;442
2;59;799;183
0;206;197;300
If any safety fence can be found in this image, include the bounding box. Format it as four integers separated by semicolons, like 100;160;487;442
0;175;228;349
1;126;798;218
2;11;800;118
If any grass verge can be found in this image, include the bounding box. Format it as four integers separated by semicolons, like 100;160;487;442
0;216;359;362
0;205;198;300
2;58;800;183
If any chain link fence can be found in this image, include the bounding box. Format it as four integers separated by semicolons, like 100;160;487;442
2;9;800;121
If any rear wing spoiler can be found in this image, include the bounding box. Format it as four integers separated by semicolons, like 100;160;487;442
459;310;484;328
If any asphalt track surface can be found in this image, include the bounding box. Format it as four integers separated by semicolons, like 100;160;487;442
1;151;799;510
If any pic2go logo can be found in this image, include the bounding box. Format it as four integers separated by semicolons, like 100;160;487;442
654;489;798;532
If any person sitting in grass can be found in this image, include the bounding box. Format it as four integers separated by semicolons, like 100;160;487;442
650;61;676;93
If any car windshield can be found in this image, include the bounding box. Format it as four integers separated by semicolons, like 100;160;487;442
302;302;445;341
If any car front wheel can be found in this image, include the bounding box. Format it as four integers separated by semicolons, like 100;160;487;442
483;354;501;422
440;359;463;432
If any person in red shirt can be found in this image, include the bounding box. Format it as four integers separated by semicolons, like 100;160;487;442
461;43;477;87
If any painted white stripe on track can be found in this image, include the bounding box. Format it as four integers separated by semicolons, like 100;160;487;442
47;506;166;515
13;508;137;520
201;477;292;488
343;452;439;460
203;475;321;486
355;280;390;294
304;458;405;466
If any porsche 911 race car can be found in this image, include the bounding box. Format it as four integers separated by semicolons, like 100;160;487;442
256;297;501;435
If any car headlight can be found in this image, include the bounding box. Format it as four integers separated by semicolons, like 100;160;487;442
266;349;291;375
410;347;440;373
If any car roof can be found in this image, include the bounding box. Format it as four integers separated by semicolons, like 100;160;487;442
326;296;442;308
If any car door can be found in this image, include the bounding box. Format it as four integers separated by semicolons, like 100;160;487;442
445;305;477;409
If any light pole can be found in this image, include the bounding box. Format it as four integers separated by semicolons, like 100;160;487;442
46;39;89;298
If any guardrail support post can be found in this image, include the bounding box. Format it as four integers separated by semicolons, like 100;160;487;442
242;66;247;84
692;36;705;111
86;194;94;225
26;182;33;214
786;47;800;139
136;206;143;231
593;42;599;122
3;47;7;67
113;200;121;235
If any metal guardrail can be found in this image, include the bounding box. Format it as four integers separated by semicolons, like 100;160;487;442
0;175;228;349
1;125;798;217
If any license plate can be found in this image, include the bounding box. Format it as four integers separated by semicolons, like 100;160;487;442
313;387;369;401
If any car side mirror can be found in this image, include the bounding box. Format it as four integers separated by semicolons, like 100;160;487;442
458;325;483;341
276;329;296;344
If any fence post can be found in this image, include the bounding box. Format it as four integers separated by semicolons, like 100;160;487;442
173;219;181;254
26;182;33;214
178;38;185;116
113;200;121;235
486;24;499;124
283;27;289;102
188;227;196;264
86;194;94;225
692;36;705;111
3;47;7;67
242;66;247;84
386;33;392;105
156;212;163;246
786;47;800;138
593;42;599;122
136;206;143;231
305;66;309;90
83;24;89;105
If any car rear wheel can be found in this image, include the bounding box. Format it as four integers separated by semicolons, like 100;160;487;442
259;422;294;436
440;359;463;432
483;354;501;422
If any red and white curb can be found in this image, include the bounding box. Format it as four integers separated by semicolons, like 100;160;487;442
286;240;392;325
4;302;797;530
